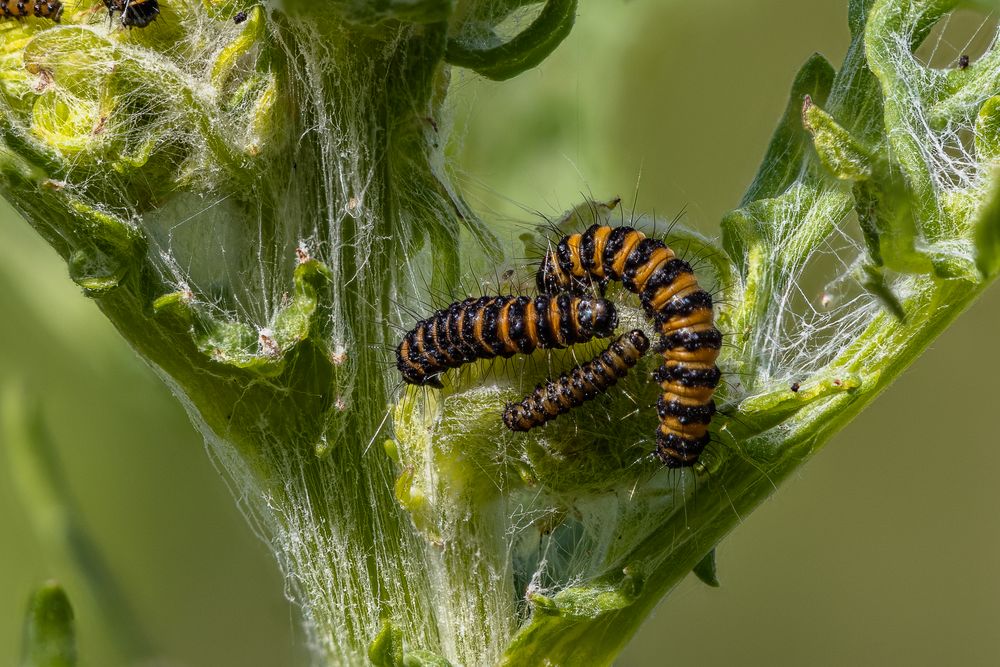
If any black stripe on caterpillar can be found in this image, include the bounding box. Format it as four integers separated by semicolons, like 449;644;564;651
0;0;62;21
396;294;619;388
502;329;649;432
103;0;159;28
536;223;721;467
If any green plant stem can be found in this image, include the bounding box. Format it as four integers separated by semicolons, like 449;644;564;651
501;276;985;665
2;0;999;665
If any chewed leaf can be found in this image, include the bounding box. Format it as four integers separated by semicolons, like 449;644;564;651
802;95;873;181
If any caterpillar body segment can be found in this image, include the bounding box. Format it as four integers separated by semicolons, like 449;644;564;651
503;329;650;432
536;223;722;468
0;0;62;20
396;294;619;388
103;0;159;28
650;296;722;466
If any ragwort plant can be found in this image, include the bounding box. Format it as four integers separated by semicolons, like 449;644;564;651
3;0;1000;664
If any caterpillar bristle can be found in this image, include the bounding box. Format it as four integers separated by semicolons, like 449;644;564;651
536;224;722;468
502;329;649;432
396;294;619;388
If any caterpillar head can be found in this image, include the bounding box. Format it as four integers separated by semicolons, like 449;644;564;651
578;297;618;339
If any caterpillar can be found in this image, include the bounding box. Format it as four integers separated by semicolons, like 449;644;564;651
536;224;721;468
0;0;63;20
103;0;159;28
397;294;619;388
503;329;649;432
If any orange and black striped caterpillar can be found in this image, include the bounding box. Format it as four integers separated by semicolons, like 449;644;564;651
537;224;721;468
0;0;62;20
396;294;618;388
503;329;649;432
103;0;158;28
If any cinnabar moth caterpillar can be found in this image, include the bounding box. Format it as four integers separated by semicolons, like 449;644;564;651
103;0;158;28
0;0;62;20
503;329;649;432
397;294;619;388
536;224;721;468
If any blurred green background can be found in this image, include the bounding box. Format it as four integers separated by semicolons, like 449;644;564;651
2;1;999;665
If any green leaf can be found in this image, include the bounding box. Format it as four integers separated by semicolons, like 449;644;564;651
853;180;884;265
802;95;874;181
739;53;836;207
369;620;405;667
6;1;1000;665
2;387;151;662
403;649;454;667
20;582;76;667
852;176;933;275
976;96;1000;164
975;170;1000;278
368;620;453;667
692;549;720;588
728;53;835;268
277;0;452;25
860;264;907;321
446;0;578;81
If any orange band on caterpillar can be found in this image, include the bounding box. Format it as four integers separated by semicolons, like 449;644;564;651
537;224;721;468
503;329;649;432
0;0;62;20
397;294;618;388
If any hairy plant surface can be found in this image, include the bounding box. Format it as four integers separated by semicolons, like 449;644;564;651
2;0;999;665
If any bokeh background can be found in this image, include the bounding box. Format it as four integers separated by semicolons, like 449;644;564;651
2;1;999;665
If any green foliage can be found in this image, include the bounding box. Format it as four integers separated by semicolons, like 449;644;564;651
369;620;454;667
692;549;720;588
1;0;998;665
738;53;836;208
975;171;1000;277
20;583;76;667
2;388;150;663
446;0;578;80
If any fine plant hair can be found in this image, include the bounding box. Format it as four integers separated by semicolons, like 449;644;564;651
3;0;1000;665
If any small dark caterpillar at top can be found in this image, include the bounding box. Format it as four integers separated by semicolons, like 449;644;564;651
0;0;63;21
503;329;649;432
397;294;618;388
103;0;158;28
536;223;721;468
